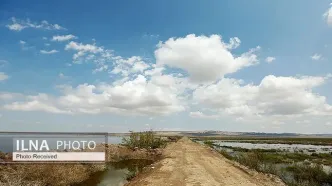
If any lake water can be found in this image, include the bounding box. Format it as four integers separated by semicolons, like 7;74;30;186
213;141;332;154
77;159;153;186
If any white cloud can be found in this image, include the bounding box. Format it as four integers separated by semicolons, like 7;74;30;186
40;49;58;54
265;56;276;63
155;34;260;83
0;72;9;81
193;75;332;117
93;65;108;73
311;53;322;61
326;121;332;126
65;41;104;63
323;3;332;26
65;41;103;53
111;56;150;76
3;33;332;132
6;17;65;31
226;37;241;49
189;111;219;119
42;37;47;40
4;94;70;114
52;34;77;42
7;23;26;31
4;74;186;116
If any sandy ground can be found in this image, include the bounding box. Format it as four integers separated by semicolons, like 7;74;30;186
126;137;285;186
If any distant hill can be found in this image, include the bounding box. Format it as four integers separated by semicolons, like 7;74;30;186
155;130;332;138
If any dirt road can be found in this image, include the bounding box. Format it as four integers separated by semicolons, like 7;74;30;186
126;137;285;186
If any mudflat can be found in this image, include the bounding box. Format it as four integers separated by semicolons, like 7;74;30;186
126;137;285;186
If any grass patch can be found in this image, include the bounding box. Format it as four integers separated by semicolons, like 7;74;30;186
286;164;332;186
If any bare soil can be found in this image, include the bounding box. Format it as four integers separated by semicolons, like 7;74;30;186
126;137;286;186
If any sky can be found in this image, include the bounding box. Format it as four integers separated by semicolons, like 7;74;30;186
0;0;332;133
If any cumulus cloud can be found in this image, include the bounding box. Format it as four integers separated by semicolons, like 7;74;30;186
155;34;260;83
0;72;9;81
4;74;186;116
6;17;65;31
3;33;332;129
52;34;77;42
323;3;332;26
265;57;276;63
311;53;322;60
193;75;332;117
40;49;58;54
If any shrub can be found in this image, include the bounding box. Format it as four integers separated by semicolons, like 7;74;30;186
122;131;166;150
286;164;332;185
203;140;214;147
234;152;262;171
219;150;233;160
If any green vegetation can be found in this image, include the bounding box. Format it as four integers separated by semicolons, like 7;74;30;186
203;140;214;147
286;164;332;186
202;140;332;186
122;131;167;150
125;170;138;181
219;149;234;160
225;151;332;185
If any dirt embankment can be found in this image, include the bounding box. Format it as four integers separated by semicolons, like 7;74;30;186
0;144;162;186
126;137;286;186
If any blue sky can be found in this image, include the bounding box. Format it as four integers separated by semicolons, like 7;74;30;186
0;0;332;133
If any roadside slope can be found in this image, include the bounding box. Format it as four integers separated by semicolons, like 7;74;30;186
126;137;285;186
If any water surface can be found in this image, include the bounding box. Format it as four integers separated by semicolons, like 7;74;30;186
213;141;332;154
78;159;153;186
